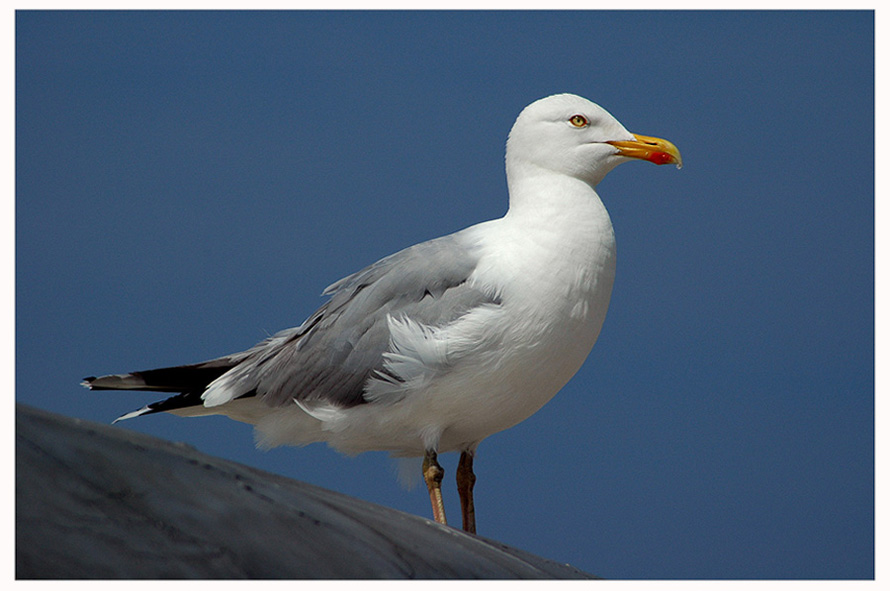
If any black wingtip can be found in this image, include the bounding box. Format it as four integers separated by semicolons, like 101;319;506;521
81;377;96;389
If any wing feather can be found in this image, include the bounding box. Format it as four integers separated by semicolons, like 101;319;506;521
204;232;498;410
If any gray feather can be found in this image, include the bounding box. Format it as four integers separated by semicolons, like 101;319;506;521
214;232;498;409
87;231;500;418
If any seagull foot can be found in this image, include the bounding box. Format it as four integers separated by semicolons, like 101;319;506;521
457;450;477;534
422;449;447;526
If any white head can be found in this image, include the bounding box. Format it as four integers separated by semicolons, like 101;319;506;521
505;93;681;188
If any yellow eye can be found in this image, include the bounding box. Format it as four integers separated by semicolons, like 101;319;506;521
569;114;589;128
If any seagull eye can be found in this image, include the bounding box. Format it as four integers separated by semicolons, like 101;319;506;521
569;114;589;128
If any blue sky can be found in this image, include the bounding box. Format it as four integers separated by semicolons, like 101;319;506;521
16;10;874;579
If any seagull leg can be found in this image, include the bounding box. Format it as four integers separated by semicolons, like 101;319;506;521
456;450;477;534
422;449;447;526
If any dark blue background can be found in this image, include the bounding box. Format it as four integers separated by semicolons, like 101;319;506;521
16;11;874;579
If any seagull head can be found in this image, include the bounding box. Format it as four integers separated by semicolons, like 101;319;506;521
505;93;681;188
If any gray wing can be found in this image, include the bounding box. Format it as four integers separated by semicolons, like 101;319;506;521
214;232;498;409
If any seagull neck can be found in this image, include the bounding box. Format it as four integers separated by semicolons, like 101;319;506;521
505;168;606;224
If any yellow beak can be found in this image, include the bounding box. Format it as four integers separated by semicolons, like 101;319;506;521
607;133;682;168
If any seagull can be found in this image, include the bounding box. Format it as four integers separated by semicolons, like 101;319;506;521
83;93;681;534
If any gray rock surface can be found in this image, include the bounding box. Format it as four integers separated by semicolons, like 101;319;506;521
16;404;596;579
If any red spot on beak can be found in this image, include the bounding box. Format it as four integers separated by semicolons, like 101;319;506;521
648;151;675;166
